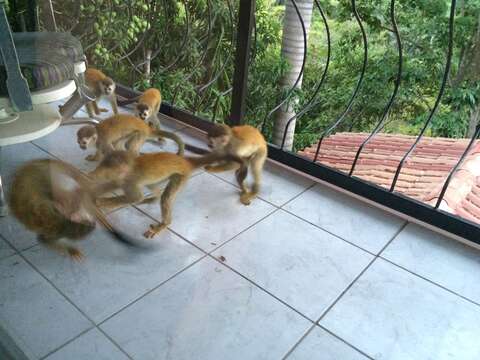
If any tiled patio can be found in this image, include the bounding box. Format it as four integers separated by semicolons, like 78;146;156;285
2;104;480;360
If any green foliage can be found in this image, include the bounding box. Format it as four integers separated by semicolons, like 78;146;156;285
42;0;480;151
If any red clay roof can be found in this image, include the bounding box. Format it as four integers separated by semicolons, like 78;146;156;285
300;132;480;224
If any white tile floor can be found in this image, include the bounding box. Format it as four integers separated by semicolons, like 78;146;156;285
2;106;480;359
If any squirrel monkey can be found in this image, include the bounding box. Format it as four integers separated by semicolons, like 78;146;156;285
135;88;162;129
90;150;243;239
84;67;119;118
9;159;140;261
205;124;267;205
76;114;185;161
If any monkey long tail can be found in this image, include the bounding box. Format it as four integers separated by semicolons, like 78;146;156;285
92;206;152;247
117;95;141;107
55;160;149;247
185;153;245;169
154;130;185;156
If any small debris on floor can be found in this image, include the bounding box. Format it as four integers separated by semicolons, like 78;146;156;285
218;255;226;262
211;242;217;246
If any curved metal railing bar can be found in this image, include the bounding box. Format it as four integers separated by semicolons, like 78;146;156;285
312;0;368;162
435;125;480;209
279;0;331;149
197;0;235;94
349;0;402;176
171;0;213;106
389;0;456;192
260;0;308;135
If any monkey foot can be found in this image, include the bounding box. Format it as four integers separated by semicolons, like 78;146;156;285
240;192;254;206
68;248;85;262
143;223;167;239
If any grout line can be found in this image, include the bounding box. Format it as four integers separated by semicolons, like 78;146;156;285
97;254;207;326
281;207;379;257
317;325;375;360
206;252;315;323
279;222;408;360
379;255;480;308
206;208;280;254
281;324;316;360
315;221;407;326
208;172;280;209
95;327;135;360
279;183;316;208
39;327;95;360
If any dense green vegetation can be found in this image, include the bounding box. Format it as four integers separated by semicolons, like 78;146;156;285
34;1;480;150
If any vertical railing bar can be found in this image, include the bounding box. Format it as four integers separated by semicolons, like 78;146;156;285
349;0;402;176
313;0;367;163
259;0;308;134
435;125;480;208
280;0;331;149
390;0;456;192
229;0;255;126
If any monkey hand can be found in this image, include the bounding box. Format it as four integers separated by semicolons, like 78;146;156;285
86;154;99;161
143;223;167;238
68;248;85;262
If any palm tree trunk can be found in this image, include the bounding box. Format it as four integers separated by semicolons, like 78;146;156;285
272;0;314;150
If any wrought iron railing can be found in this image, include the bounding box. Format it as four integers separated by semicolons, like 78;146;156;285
28;0;480;244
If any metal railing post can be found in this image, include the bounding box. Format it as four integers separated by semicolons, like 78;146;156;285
229;0;255;126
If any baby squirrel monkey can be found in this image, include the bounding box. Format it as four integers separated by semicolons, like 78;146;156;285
90;150;243;239
205;124;267;205
76;114;185;161
9;159;139;261
84;67;118;118
135;88;162;129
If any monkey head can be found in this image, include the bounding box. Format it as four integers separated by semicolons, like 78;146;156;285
136;103;151;121
100;77;116;96
207;124;232;150
77;126;98;150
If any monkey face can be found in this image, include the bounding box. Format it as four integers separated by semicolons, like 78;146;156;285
77;134;96;150
101;79;116;96
136;104;150;121
208;135;229;150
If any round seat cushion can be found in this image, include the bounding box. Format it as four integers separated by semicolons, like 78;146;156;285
12;32;85;63
0;33;80;96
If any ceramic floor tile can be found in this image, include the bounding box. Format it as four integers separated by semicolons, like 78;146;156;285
136;172;276;252
0;142;50;188
23;206;203;323
382;223;480;304
175;126;210;151
284;184;405;253
45;328;129;360
320;258;480;360
213;210;373;320
214;161;314;206
0;255;91;359
0;235;15;259
101;257;310;360
0;213;39;251
32;124;100;173
287;326;368;360
0;143;52;251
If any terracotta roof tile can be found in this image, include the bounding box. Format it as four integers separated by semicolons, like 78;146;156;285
300;132;480;225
